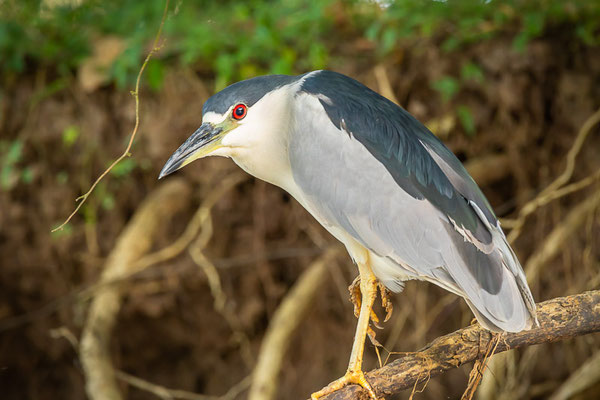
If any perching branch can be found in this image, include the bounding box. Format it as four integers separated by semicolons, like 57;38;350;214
319;290;600;400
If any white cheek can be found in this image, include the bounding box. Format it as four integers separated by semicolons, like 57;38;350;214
221;122;253;148
203;111;228;124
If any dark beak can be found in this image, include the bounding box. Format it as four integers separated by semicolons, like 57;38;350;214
159;123;223;179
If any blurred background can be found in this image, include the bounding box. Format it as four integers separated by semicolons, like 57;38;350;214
1;0;599;399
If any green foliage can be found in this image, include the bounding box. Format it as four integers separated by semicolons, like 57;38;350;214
433;68;482;136
109;158;136;178
145;59;166;92
173;0;336;88
460;62;484;84
62;125;80;147
1;0;598;89
456;105;476;136
56;171;69;185
101;192;115;210
21;167;34;184
50;222;73;238
369;0;600;55
0;0;91;75
432;76;460;103
0;139;29;191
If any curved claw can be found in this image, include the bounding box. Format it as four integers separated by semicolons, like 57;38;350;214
367;325;382;347
349;277;394;326
378;283;393;322
349;276;362;318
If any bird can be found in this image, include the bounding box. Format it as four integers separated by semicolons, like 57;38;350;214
159;70;538;399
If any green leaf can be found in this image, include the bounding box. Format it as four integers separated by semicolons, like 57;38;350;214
5;140;23;165
512;32;530;52
431;76;460;103
51;223;73;238
523;12;545;36
576;23;600;46
146;59;165;91
21;167;34;184
56;171;69;185
62;125;80;147
456;105;476;136
102;193;115;210
110;158;136;178
308;43;327;70
441;37;461;52
381;27;397;54
460;62;484;83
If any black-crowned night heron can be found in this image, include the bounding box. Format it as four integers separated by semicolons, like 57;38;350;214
159;70;538;399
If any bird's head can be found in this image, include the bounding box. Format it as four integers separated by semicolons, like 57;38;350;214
159;74;299;180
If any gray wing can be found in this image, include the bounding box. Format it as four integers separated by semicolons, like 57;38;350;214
300;71;497;245
289;86;536;332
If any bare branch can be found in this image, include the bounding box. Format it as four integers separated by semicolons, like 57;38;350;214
506;106;600;242
525;189;600;281
318;290;600;400
79;179;192;400
52;324;249;400
0;173;246;334
249;247;343;400
114;371;251;400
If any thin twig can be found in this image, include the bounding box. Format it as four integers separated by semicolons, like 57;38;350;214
188;199;255;368
114;371;251;400
507;107;600;242
461;334;501;400
525;188;600;281
501;170;600;229
113;173;246;285
52;0;171;232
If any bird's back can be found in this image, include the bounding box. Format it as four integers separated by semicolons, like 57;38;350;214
289;70;537;332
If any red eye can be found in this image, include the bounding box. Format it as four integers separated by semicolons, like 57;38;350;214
232;104;247;120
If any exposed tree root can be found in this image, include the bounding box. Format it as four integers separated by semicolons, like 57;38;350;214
249;247;342;400
79;179;192;400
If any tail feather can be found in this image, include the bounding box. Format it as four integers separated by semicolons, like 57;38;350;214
442;221;537;333
496;235;539;327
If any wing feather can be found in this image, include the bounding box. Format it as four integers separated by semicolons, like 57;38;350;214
289;87;536;332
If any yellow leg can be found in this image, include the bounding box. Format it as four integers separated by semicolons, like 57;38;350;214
311;262;380;400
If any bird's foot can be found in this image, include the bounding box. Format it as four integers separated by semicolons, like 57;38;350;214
348;277;393;329
378;282;393;323
310;368;380;400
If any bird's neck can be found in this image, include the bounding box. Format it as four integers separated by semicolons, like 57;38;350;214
230;141;295;192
